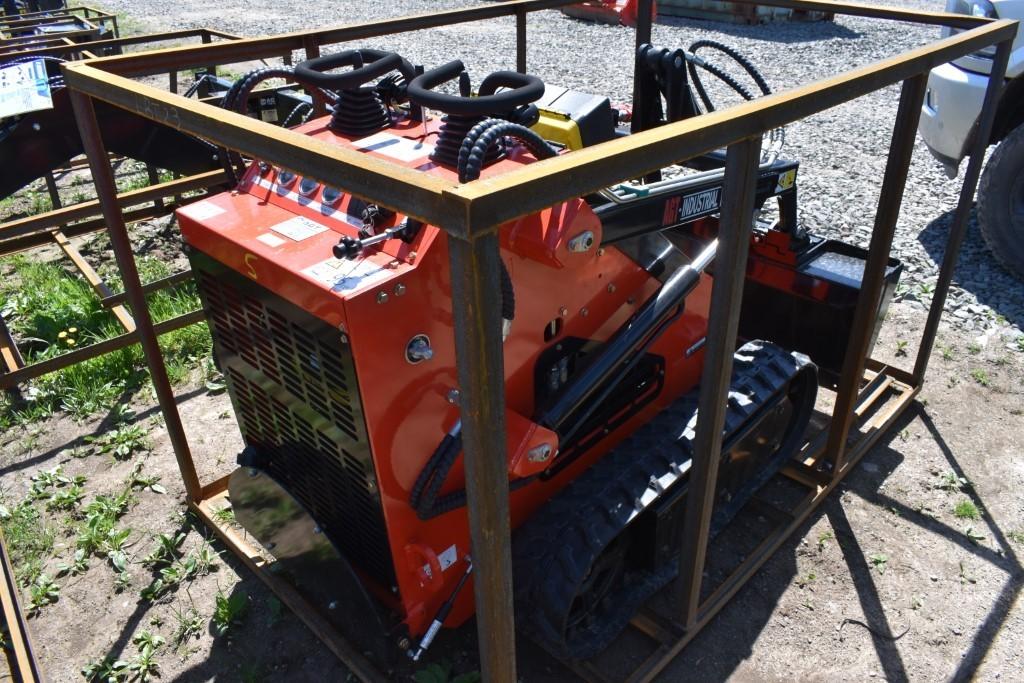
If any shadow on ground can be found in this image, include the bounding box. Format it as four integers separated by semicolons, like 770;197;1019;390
918;206;1024;331
656;15;862;43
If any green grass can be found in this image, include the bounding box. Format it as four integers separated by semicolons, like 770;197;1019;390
0;255;211;425
0;500;55;587
954;499;981;520
211;589;248;635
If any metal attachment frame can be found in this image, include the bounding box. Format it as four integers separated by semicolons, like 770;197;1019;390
43;1;1017;681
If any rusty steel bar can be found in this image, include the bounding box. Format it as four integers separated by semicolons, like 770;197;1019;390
0;204;179;258
0;310;203;391
824;73;929;474
0;529;43;683
52;230;136;332
62;63;457;227
2;27;100;47
447;231;517;683
914;39;1012;384
0;28;240;60
673;137;762;628
303;37;327;117
101;269;194;307
0;169;226;246
515;6;527;74
0;315;24;374
630;0;654;134
82;0;579;78
68;90;202;501
446;20;1014;237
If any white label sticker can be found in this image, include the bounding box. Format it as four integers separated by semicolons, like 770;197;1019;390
302;257;390;293
178;201;226;222
0;60;53;118
256;232;287;248
352;132;435;162
270;216;328;241
438;545;458;572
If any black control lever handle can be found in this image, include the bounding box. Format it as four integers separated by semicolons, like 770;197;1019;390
295;49;415;90
333;219;424;260
406;60;544;116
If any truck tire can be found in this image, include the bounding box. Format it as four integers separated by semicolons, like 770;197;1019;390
978;123;1024;280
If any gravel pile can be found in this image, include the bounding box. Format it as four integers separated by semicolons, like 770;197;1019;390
103;0;1023;347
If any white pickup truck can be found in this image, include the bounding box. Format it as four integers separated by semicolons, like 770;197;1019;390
919;0;1024;279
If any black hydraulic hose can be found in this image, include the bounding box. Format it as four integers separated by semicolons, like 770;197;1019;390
220;67;339;177
500;257;515;322
410;260;517;520
687;59;755;113
457;120;557;183
410;422;534;520
691;39;772;96
684;39;771;113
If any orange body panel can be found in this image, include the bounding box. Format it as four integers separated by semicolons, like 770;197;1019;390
179;111;712;636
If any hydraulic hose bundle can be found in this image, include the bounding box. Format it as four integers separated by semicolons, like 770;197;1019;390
682;39;784;162
685;39;772;113
457;118;557;183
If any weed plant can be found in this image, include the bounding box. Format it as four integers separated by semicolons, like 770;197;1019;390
0;255;211;425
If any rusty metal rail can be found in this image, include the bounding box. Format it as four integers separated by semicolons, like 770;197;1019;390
0;529;43;683
43;0;1017;680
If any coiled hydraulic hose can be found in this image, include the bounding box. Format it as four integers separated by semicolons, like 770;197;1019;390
410;427;536;520
218;67;338;179
687;39;771;112
683;39;784;163
456;119;557;183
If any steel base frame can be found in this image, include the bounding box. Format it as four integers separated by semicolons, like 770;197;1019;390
53;1;1016;681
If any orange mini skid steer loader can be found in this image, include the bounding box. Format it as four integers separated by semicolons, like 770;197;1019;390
178;44;900;667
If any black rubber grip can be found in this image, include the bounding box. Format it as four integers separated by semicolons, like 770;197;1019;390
407;61;544;115
294;49;403;90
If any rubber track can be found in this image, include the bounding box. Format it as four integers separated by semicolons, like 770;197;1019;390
513;340;813;660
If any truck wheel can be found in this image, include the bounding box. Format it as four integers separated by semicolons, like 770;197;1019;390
978;123;1024;280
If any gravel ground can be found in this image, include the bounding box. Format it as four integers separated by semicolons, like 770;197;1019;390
94;0;1024;347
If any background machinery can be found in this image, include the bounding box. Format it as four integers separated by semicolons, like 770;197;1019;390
177;41;901;667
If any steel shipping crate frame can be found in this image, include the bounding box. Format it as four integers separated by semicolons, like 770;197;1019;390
55;0;1014;680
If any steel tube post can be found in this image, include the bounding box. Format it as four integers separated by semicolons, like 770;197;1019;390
913;38;1011;384
824;73;928;473
515;7;527;74
303;37;327;117
68;90;203;501
674;137;761;628
447;230;517;683
630;0;655;134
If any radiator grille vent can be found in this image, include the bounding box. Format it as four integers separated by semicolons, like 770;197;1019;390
227;368;393;582
190;254;395;586
194;268;358;439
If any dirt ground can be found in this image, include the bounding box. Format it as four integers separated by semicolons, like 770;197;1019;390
1;300;1022;683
